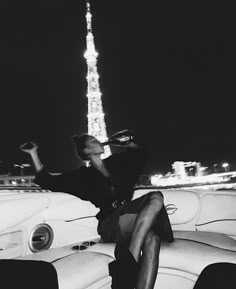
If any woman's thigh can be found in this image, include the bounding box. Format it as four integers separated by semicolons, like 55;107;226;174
116;194;152;242
118;213;137;242
98;194;150;243
119;192;173;243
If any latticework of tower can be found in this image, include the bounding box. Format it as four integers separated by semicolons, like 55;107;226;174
84;0;111;158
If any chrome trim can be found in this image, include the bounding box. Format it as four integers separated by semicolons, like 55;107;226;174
28;224;54;253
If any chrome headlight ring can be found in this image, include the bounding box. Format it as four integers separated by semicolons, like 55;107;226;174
29;224;54;253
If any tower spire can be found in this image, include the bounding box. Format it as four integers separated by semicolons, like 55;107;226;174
84;0;111;158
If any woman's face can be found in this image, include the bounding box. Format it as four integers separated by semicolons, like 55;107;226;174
83;136;104;158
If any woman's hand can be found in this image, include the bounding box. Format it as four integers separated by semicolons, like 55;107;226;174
20;141;38;154
20;141;44;172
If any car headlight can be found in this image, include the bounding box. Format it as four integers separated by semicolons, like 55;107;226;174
29;224;54;252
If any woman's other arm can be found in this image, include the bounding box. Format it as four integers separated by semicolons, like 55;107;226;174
20;142;66;191
20;142;43;172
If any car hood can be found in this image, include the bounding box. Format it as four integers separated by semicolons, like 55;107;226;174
0;190;99;232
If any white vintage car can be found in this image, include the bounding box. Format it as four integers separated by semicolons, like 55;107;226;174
0;187;236;289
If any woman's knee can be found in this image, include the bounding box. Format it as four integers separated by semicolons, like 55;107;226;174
147;191;164;208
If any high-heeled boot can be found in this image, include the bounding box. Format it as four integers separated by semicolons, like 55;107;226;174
109;243;139;289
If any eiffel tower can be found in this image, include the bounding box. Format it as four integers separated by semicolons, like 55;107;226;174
84;0;111;158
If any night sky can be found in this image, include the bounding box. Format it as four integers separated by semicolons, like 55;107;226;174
1;0;235;175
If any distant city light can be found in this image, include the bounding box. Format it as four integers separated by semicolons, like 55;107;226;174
150;160;236;188
150;174;163;186
199;167;208;171
222;163;229;172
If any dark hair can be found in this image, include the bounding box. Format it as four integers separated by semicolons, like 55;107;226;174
72;134;91;160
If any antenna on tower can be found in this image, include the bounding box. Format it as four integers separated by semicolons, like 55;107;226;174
85;0;92;32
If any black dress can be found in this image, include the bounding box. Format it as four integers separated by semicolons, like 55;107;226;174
35;146;147;241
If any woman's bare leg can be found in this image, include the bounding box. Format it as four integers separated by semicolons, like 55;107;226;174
128;191;163;261
136;231;161;289
111;191;172;289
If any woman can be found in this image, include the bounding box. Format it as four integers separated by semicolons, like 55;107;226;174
21;131;173;289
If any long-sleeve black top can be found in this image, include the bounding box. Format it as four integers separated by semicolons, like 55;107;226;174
35;146;147;220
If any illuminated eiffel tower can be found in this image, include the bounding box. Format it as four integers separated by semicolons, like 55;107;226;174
84;0;111;158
